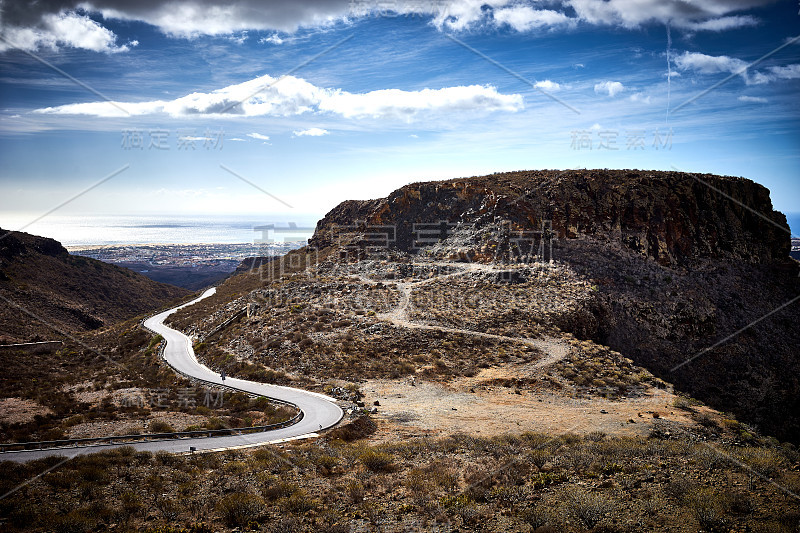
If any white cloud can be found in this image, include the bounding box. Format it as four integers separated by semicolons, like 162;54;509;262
293;127;329;137
738;95;767;103
0;11;131;53
629;92;651;104
259;34;284;45
34;73;524;121
765;64;800;80
492;6;576;31
673;51;746;75
594;81;625;97
567;0;774;30
246;132;270;140
1;0;774;51
684;15;759;31
674;51;800;85
227;31;249;44
319;85;522;120
228;137;247;141
534;80;561;91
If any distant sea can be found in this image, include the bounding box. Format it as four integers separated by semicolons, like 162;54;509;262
1;212;797;247
0;214;318;247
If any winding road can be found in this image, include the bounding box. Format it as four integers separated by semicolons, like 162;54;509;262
3;288;343;463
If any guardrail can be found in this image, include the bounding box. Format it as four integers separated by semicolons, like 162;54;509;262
0;411;303;454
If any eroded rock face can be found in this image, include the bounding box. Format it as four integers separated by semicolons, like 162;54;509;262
311;169;789;266
311;169;800;443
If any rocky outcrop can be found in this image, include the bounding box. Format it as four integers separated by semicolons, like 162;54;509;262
311;169;790;266
311;170;800;443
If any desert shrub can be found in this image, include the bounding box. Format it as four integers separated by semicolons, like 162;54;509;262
43;509;94;533
282;489;318;514
217;492;264;527
692;445;728;471
251;448;293;473
687;488;728;532
694;412;720;429
260;476;299;501
155;449;181;466
528;449;551;469
672;396;694;411
327;415;377;442
665;478;696;503
345;479;365;503
359;448;395;472
737;447;787;478
586;431;607;442
149;420;174;433
723;491;754;515
120;491;143;518
562;487;614;529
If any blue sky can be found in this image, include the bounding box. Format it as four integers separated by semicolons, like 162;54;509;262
0;0;798;238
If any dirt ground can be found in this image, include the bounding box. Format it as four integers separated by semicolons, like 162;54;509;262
0;398;52;425
66;411;210;439
361;373;708;442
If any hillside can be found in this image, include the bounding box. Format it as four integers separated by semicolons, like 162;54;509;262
0;229;190;342
172;169;799;443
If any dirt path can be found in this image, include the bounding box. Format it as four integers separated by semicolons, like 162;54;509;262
372;262;571;369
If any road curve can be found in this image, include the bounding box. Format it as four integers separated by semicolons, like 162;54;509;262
3;288;343;463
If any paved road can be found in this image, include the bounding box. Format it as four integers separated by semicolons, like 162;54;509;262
2;288;343;463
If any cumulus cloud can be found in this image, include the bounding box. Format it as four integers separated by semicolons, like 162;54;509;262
259;34;284;45
738;95;767;103
594;81;625;97
674;51;800;85
33;73;524;120
318;85;522;119
0;10;132;53
534;80;561;91
629;92;651;104
0;0;777;52
492;6;576;31
293;127;329;136
567;0;775;30
673;51;747;75
246;132;270;140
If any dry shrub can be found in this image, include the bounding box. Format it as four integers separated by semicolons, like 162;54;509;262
359;448;395;473
217;492;264;527
561;487;615;529
327;415;377;442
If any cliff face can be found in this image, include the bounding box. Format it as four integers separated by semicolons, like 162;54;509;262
311;169;800;442
312;169;789;266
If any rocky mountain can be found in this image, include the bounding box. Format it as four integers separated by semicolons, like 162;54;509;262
0;229;190;342
310;169;800;442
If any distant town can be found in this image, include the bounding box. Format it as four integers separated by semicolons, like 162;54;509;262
68;242;306;289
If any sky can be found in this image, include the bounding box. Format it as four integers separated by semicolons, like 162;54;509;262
0;0;798;239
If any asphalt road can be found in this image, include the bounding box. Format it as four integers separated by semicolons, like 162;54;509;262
2;288;343;463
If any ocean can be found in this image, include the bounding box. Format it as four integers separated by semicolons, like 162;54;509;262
1;212;797;247
0;214;319;247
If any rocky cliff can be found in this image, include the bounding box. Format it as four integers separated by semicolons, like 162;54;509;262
312;169;789;265
311;169;800;442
